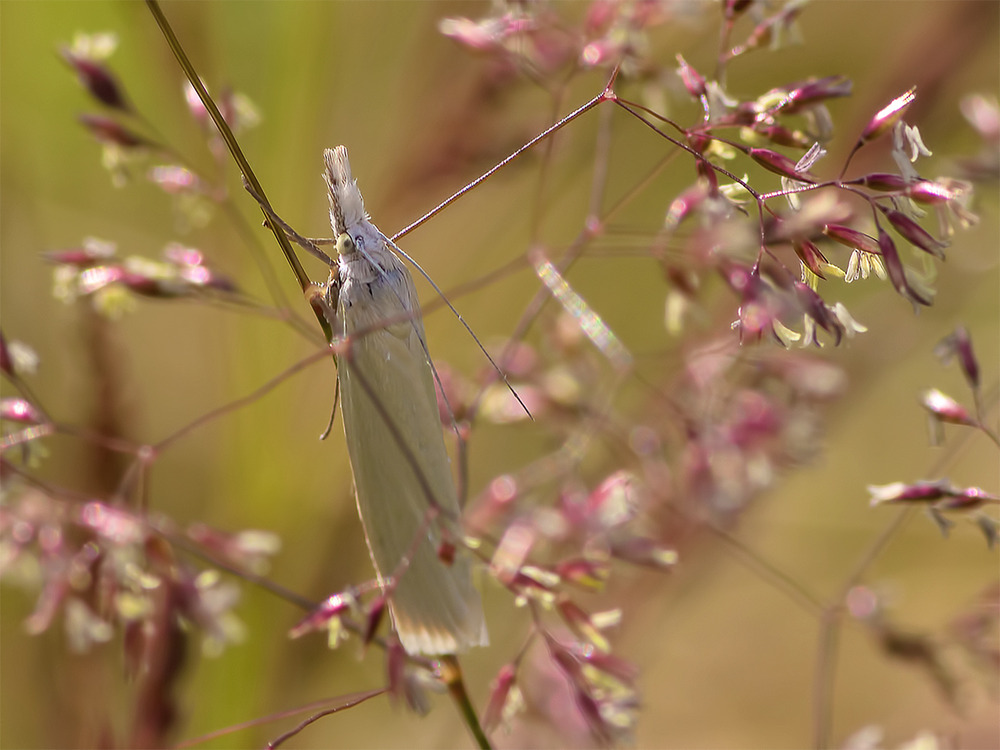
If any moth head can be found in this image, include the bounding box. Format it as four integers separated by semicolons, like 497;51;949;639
335;232;356;258
323;146;367;236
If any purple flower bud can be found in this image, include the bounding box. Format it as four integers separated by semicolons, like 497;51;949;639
965;486;1000;503
511;567;559;596
687;133;711;155
568;642;639;684
586;471;640;530
43;250;94;266
935;327;979;391
78;114;149;149
724;0;754;20
440;13;534;51
24;577;70;636
580;39;621;68
79;501;145;545
573;687;612;745
544;632;580;674
43;244;116;267
868;479;950;505
0;397;43;424
756;124;811;149
555;557;610;590
60;48;130;111
665;182;710;231
936;485;999;511
557;598;610;651
585;0;615;34
362;594;386;646
676;54;706;98
664;264;699;296
749;148;815;182
483;663;517;733
921;388;974;425
165;244;203;268
186;524;278;574
289;592;354;639
793;238;830;279
720;261;754;293
76;264;124;294
120;272;171;297
794;282;842;344
906;180;955;205
860;87;917;144
145;535;175;571
823;224;880;254
696;158;719;191
878;228;932;306
870;480;999;520
727;104;759;127
491;518;536;585
882;209;947;259
386;640;407;705
436;535;456;566
545;636;605;741
857;173;909;191
149;165;199;194
783;75;853;112
609;535;678;569
183;81;209;126
730;4;806;58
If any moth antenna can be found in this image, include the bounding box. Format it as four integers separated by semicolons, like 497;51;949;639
323;147;531;426
383;234;534;422
242;175;336;268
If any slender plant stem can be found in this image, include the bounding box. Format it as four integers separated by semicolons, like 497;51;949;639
143;0;332;341
440;655;492;750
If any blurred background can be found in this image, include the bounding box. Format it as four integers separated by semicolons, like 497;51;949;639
1;2;997;748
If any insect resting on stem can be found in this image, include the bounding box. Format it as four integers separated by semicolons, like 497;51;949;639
249;146;489;657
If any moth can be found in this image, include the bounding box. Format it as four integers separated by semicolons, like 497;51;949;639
321;146;488;656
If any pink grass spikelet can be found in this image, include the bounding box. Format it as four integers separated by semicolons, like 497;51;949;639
78;113;149;149
860;87;917;145
61;48;130;112
882;209;947;259
0;398;43;425
934;326;980;391
920;388;974;425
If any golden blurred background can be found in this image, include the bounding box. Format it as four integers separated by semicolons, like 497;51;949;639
1;2;997;748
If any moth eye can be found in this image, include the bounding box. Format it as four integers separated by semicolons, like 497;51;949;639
336;232;355;256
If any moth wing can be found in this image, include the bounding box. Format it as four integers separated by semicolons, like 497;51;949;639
338;269;487;654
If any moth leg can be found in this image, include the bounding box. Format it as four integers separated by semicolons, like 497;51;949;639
303;276;340;327
242;175;336;267
319;376;341;441
301;278;343;441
